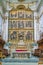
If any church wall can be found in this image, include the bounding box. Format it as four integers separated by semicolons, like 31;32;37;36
34;12;40;41
38;4;43;38
0;15;2;34
0;5;8;42
39;14;43;33
0;6;3;36
34;12;37;41
2;13;8;42
34;3;43;41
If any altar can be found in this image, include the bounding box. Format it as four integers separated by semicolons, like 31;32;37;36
12;51;30;58
8;3;34;59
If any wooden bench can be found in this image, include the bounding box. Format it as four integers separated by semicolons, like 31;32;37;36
39;58;43;60
0;52;6;58
0;62;2;65
38;61;43;65
0;52;3;58
38;58;43;65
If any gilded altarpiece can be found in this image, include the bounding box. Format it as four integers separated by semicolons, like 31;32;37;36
8;5;34;45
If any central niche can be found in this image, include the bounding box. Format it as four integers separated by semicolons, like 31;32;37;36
18;31;24;40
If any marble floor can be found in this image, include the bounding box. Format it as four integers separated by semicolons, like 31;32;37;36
2;62;38;65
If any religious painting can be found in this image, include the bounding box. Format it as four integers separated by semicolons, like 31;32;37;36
8;31;17;40
10;12;17;18
26;31;32;40
18;21;24;28
25;12;33;19
12;21;17;28
18;11;24;18
25;21;33;28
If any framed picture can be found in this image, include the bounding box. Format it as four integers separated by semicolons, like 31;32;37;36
25;12;33;18
12;21;17;28
18;11;24;18
26;31;32;40
18;21;24;28
10;12;17;18
26;21;33;28
8;31;17;40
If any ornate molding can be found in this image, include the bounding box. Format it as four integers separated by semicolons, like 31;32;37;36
9;4;33;13
35;16;40;20
16;5;25;9
18;0;25;2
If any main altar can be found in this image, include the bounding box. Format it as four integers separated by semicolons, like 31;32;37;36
8;4;34;58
